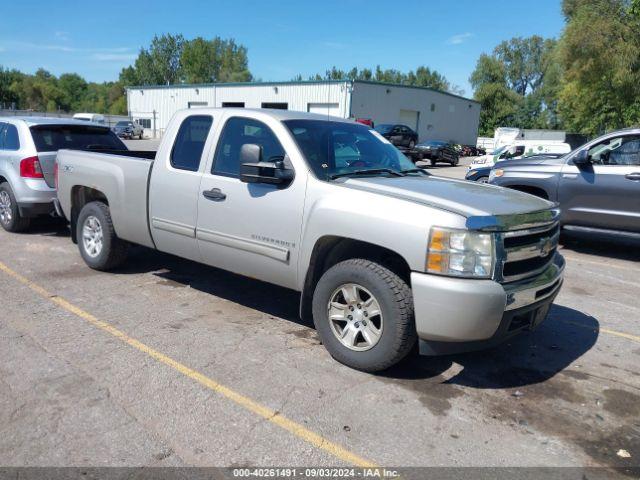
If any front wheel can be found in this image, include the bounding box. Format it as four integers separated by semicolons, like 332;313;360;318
477;176;489;183
0;182;31;232
77;201;128;271
312;259;417;372
408;140;416;149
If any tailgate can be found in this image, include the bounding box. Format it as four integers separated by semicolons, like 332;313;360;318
37;151;57;188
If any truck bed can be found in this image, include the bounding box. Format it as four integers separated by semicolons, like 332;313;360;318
56;149;157;249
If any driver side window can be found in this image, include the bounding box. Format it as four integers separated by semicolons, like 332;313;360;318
212;117;285;177
588;136;640;166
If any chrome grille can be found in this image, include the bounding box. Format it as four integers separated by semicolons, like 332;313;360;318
499;223;560;283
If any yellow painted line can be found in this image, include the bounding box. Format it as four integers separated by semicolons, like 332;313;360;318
0;261;376;468
560;320;640;343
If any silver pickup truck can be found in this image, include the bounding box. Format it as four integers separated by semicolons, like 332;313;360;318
56;108;565;372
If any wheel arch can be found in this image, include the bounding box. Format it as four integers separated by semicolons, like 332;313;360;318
69;186;110;244
299;236;412;322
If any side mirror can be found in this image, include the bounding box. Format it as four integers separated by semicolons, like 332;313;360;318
573;149;591;166
239;144;294;186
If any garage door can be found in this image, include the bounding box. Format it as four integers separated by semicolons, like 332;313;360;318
399;109;420;132
307;103;340;117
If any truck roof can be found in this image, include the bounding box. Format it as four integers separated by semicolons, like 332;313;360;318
2;116;108;127
178;107;354;123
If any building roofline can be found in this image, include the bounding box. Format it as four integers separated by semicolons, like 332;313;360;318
125;78;479;104
125;79;349;91
351;80;479;104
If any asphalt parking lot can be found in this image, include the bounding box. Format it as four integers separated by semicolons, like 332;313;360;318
0;140;638;475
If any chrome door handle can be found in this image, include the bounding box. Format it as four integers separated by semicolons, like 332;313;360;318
625;173;640;181
202;188;226;201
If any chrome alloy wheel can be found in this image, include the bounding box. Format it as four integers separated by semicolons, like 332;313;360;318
327;283;383;351
82;215;104;258
0;191;12;225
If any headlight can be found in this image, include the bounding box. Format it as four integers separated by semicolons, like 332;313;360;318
426;227;494;278
488;169;504;182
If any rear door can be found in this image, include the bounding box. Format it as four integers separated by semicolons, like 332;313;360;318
148;114;214;262
559;134;640;232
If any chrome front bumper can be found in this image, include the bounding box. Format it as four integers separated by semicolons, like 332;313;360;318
411;253;564;353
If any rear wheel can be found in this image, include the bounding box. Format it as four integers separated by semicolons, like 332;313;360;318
0;182;31;233
312;259;417;372
77;201;128;270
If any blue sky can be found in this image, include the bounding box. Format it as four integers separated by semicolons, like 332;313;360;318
0;0;565;96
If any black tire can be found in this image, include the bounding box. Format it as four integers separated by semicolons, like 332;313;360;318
452;156;459;166
312;259;417;372
408;140;416;149
0;182;31;233
477;176;489;183
76;201;128;271
430;159;436;166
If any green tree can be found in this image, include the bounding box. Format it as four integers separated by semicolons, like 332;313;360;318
58;73;88;111
0;66;23;108
470;36;560;134
130;34;185;85
557;0;640;134
299;65;458;94
470;54;522;136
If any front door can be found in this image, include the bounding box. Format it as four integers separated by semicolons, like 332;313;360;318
196;116;306;289
559;134;640;232
148;114;214;261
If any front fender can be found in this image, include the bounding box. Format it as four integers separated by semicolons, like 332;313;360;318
296;184;466;290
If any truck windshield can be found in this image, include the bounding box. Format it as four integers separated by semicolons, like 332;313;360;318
30;125;127;152
284;120;417;180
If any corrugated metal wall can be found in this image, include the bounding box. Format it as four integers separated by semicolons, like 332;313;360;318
350;82;481;145
127;82;350;137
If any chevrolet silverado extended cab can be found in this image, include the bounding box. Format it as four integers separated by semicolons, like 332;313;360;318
56;108;565;372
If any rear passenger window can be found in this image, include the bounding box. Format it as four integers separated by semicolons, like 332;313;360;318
212;117;285;177
2;124;20;150
170;115;213;171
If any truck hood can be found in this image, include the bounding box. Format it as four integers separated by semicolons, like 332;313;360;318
339;175;554;218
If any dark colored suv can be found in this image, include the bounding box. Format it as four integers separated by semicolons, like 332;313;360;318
489;128;640;238
374;124;418;148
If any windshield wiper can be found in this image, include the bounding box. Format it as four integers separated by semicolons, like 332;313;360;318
329;168;405;180
400;168;429;175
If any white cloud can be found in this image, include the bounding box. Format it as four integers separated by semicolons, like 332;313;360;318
4;41;132;54
91;53;137;62
447;32;474;45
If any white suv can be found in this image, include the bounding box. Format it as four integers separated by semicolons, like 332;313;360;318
0;117;126;232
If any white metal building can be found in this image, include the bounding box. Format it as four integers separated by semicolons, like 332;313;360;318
126;80;480;144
